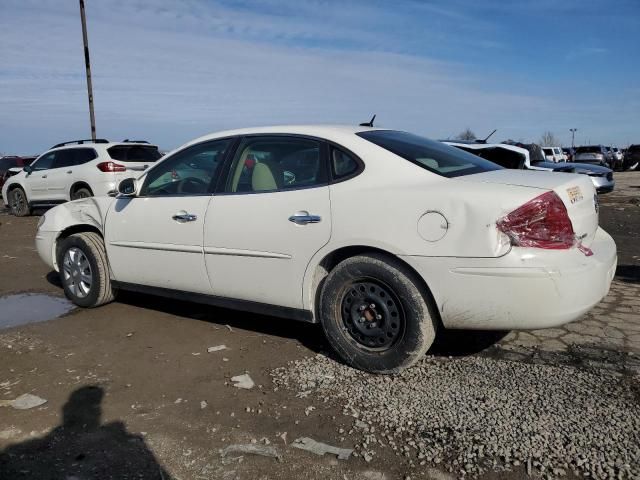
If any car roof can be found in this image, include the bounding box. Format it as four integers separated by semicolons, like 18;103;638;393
181;124;380;148
48;142;158;153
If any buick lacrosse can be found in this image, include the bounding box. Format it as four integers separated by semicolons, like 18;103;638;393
35;126;617;373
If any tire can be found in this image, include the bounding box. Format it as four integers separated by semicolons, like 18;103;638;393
57;232;116;308
319;253;437;374
9;187;31;217
71;187;93;200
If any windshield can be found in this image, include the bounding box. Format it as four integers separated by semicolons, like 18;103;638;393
357;130;502;178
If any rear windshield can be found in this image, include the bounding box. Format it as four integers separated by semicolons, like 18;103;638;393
357;130;501;178
107;145;161;162
0;158;22;170
575;146;601;153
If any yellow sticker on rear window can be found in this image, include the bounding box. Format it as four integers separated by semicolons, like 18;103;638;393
567;186;583;204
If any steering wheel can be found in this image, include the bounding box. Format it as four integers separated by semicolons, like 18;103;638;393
283;170;296;185
176;177;209;194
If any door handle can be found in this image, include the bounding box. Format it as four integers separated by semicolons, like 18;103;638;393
42;175;47;179
288;211;321;225
172;211;197;223
67;170;73;174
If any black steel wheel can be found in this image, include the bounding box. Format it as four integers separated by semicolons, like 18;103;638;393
341;280;404;350
320;253;438;374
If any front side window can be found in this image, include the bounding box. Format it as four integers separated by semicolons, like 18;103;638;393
31;152;57;171
358;130;502;178
140;139;231;196
225;136;326;193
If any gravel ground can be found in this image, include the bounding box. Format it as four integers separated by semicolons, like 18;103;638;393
272;353;640;479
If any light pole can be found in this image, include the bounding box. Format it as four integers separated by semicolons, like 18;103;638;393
79;0;96;141
569;128;577;149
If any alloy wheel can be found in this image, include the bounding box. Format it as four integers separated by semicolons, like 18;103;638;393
62;247;93;298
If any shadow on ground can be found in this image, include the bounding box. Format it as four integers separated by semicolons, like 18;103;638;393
0;386;171;479
46;272;510;359
616;264;640;284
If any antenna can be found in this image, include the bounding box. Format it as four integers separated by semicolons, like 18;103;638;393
476;129;497;144
359;114;376;127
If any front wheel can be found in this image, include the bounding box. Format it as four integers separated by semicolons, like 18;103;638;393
319;253;437;374
9;188;31;217
57;232;116;308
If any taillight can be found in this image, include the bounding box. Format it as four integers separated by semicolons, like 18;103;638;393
96;161;126;172
496;191;575;249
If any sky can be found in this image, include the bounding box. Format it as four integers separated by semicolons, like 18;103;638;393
1;0;639;154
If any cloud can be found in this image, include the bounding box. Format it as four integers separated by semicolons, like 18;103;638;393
0;0;638;153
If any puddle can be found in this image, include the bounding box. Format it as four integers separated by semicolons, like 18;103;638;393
0;294;74;330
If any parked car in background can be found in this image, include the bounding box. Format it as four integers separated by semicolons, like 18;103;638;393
612;147;623;165
35;125;616;373
442;141;573;172
574;145;611;167
542;147;565;162
623;145;640;171
2;139;161;216
0;156;36;193
562;147;574;162
445;142;615;194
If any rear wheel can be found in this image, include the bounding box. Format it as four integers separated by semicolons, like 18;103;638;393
57;232;116;308
319;253;437;374
71;187;93;200
9;187;31;217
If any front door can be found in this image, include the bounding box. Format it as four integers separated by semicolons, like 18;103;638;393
204;135;332;309
25;151;59;202
105;139;233;294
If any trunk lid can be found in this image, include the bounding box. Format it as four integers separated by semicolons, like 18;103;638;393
460;169;599;247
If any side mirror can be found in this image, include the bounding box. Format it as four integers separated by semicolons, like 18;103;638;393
23;165;33;174
117;178;137;196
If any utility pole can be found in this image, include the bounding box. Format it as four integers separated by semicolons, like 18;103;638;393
569;128;577;149
79;0;96;140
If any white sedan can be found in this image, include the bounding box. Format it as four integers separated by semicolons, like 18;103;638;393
35;126;617;373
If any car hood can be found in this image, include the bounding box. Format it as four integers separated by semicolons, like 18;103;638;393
562;163;612;174
530;161;574;172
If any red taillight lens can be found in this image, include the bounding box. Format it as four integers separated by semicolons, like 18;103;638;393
497;191;575;249
96;161;126;172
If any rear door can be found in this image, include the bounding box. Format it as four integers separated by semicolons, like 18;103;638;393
204;135;332;309
105;139;232;293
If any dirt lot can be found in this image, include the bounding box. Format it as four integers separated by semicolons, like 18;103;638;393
1;173;639;480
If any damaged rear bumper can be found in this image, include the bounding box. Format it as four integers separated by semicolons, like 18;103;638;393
400;227;617;330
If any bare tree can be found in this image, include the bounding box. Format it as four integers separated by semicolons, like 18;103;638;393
456;128;476;141
540;131;560;147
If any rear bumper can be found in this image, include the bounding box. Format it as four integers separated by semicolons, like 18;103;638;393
401;227;617;330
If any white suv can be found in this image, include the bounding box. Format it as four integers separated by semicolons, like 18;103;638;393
542;147;566;162
2;139;161;216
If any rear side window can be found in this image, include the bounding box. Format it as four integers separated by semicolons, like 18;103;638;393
357;130;501;178
108;145;161;162
331;148;359;179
